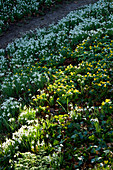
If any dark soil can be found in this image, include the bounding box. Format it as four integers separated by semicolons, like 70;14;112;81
0;0;98;49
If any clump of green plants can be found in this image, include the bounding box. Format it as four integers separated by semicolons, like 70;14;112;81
0;0;113;169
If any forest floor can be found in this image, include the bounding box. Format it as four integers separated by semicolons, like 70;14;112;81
0;0;98;49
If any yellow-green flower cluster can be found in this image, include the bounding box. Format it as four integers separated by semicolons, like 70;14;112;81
101;99;112;106
48;65;81;100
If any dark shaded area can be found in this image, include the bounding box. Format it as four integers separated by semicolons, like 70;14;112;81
0;0;98;49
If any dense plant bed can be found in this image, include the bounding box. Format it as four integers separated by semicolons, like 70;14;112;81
0;0;113;169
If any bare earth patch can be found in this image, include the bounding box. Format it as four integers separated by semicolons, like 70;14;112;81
0;0;98;49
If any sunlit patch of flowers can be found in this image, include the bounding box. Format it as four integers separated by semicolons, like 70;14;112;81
18;107;36;125
101;99;112;106
0;0;113;169
1;66;49;100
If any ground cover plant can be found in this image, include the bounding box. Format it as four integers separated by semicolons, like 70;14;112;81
0;0;113;169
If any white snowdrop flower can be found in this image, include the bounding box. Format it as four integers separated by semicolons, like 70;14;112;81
46;134;49;138
15;146;19;150
58;147;61;152
91;106;94;109
82;116;86;120
32;141;34;144
7;113;11;117
52;153;56;157
18;140;21;144
100;163;104;167
2;113;6;117
90;118;99;122
78;156;83;161
93;145;98;148
60;144;63;147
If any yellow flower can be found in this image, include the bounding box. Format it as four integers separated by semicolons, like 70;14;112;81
98;83;101;86
43;107;46;111
102;101;105;106
70;72;73;76
105;99;110;103
28;89;30;91
40;96;43;100
104;160;108;164
89;46;92;49
74;89;79;93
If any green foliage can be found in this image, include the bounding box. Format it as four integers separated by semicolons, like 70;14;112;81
13;152;50;170
18;107;36;125
0;0;113;169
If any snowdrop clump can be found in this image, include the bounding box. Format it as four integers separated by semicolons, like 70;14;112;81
0;97;20;119
0;0;113;169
